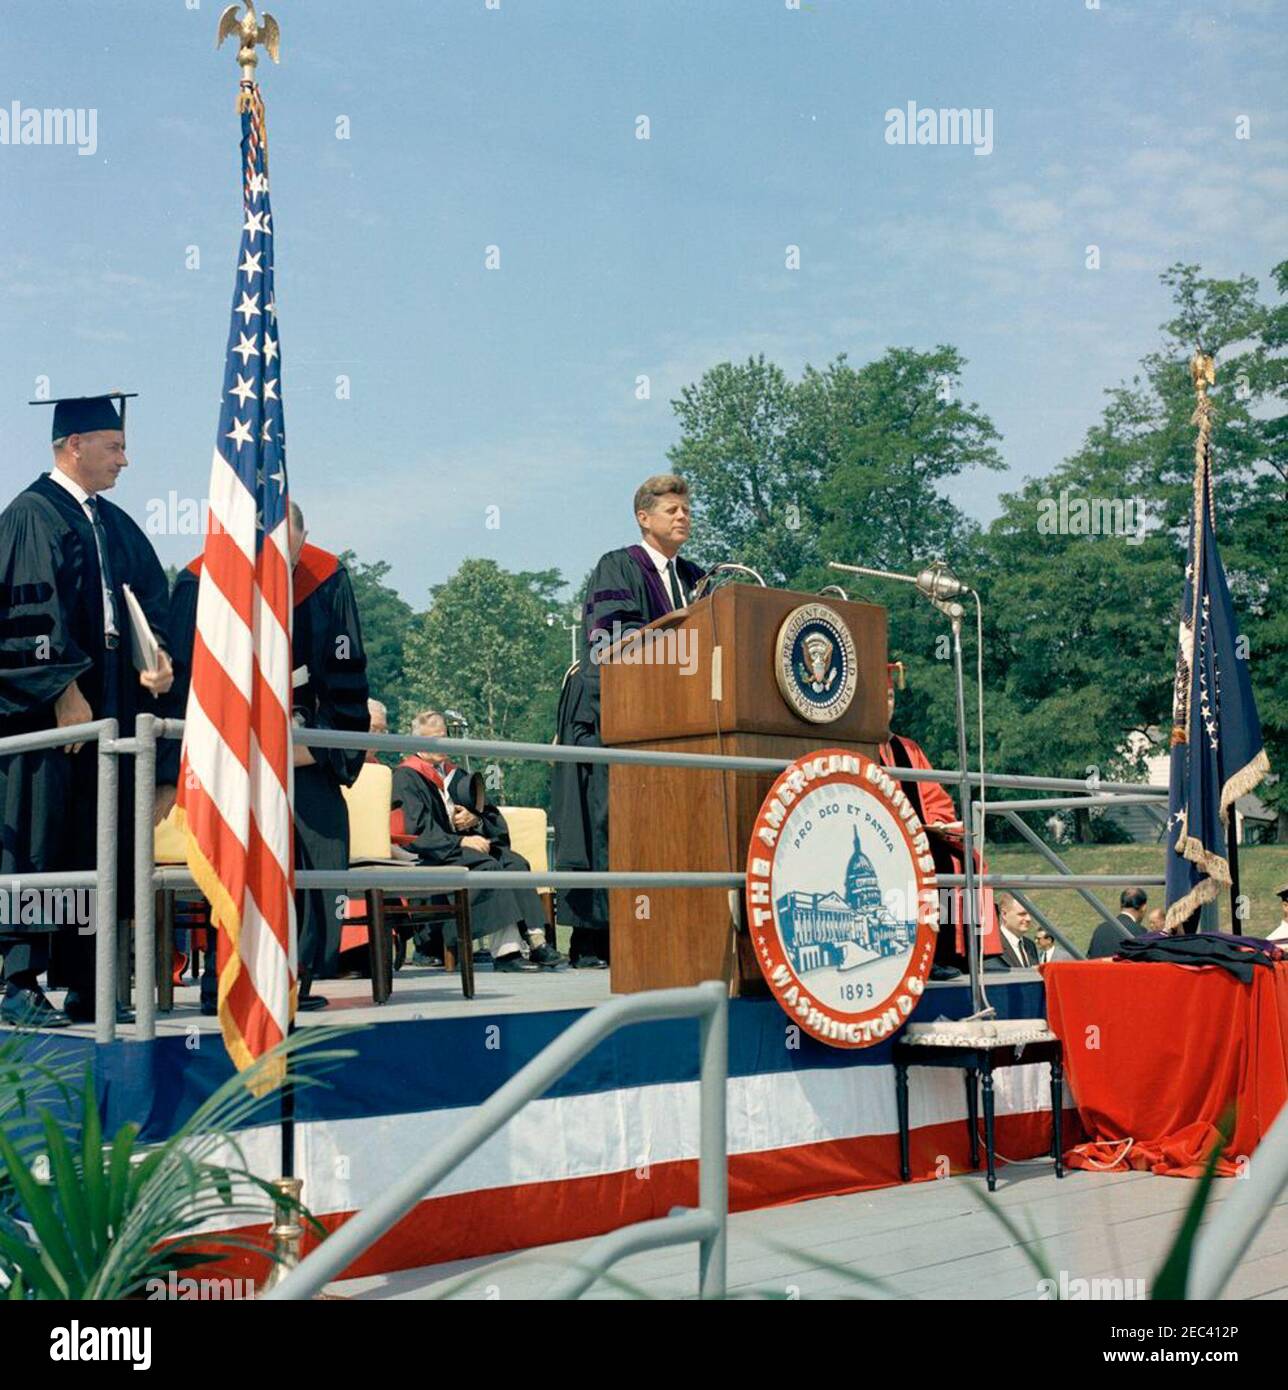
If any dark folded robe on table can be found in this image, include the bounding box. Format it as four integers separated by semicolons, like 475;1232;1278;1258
0;474;170;992
551;544;703;964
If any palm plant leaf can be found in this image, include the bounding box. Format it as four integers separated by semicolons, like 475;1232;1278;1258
1151;1111;1232;1300
0;1024;359;1300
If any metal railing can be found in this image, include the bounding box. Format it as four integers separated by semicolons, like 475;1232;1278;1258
0;714;1173;1041
4;713;1247;1302
263;980;729;1301
0;718;120;1044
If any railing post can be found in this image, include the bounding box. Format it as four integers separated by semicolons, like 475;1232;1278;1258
1001;810;1117;933
134;713;158;1040
697;980;728;1299
94;719;119;1045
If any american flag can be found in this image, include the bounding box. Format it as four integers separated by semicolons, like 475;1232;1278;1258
178;80;295;1084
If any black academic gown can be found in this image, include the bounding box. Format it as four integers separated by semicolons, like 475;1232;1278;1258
0;474;169;987
551;544;703;961
392;758;545;944
155;566;198;787
162;545;369;983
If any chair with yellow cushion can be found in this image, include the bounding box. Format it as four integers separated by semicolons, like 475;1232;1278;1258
498;806;556;935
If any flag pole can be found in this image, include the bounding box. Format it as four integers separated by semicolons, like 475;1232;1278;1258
216;3;303;1271
1188;350;1241;935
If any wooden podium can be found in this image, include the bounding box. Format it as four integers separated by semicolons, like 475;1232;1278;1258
602;584;889;995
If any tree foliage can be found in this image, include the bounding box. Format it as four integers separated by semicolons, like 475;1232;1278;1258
664;275;1285;837
319;260;1284;833
339;550;415;729
401;559;569;807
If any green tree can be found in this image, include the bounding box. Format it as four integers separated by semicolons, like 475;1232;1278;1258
667;346;1004;767
668;355;819;584
981;261;1287;838
808;348;1003;765
402;559;568;808
339;551;415;730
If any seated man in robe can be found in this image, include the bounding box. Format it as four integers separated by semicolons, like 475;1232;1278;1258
878;662;1003;974
393;710;560;972
366;698;389;762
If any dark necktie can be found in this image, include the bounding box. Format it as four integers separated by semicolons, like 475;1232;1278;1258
85;496;119;644
666;558;684;610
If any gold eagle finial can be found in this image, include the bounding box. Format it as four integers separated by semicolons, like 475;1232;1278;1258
217;2;281;79
1189;348;1216;395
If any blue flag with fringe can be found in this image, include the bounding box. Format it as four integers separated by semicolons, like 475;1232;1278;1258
1164;355;1269;931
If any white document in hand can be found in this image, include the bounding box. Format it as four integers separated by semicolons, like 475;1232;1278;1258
121;583;160;673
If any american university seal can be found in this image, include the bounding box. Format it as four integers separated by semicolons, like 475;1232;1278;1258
746;750;939;1048
774;603;858;723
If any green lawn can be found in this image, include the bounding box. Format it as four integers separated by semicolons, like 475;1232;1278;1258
985;842;1288;953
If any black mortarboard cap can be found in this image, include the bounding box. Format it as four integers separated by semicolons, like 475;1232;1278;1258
29;391;137;440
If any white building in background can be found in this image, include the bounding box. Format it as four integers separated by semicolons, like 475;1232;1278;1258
1098;729;1276;845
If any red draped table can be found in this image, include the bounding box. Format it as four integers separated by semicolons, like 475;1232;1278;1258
1043;959;1288;1177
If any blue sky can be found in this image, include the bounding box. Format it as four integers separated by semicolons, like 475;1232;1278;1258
1;0;1284;605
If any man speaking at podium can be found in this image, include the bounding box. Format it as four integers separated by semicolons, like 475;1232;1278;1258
552;474;704;969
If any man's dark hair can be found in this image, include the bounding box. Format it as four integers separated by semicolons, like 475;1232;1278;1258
1120;886;1148;911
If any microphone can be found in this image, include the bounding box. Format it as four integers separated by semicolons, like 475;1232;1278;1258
913;562;971;601
691;561;768;602
827;559;972;601
443;708;470;730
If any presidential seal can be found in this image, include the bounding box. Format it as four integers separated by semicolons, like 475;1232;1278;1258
774;603;858;723
745;749;939;1049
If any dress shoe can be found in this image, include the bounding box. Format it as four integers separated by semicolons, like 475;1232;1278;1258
62;992;135;1025
296;993;329;1011
493;952;539;973
929;963;962;981
527;943;565;969
1;988;70;1029
571;954;609;970
411;951;442;968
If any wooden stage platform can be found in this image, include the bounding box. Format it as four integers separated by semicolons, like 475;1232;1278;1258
330;1164;1288;1301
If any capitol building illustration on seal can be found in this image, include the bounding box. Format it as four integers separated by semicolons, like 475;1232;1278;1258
776;826;917;975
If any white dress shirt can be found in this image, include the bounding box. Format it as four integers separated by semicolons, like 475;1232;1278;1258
48;466;118;640
641;537;688;610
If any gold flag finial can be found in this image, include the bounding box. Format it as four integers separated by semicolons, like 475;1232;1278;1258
1173;345;1218;750
217;3;281;90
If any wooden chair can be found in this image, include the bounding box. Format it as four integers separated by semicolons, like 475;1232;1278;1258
154;807;211;1013
342;762;475;1001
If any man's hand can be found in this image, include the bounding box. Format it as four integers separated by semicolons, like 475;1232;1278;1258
55;680;93;753
461;834;491;854
154;784;178;826
293;745;316;767
452;805;481;832
139;648;174;697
